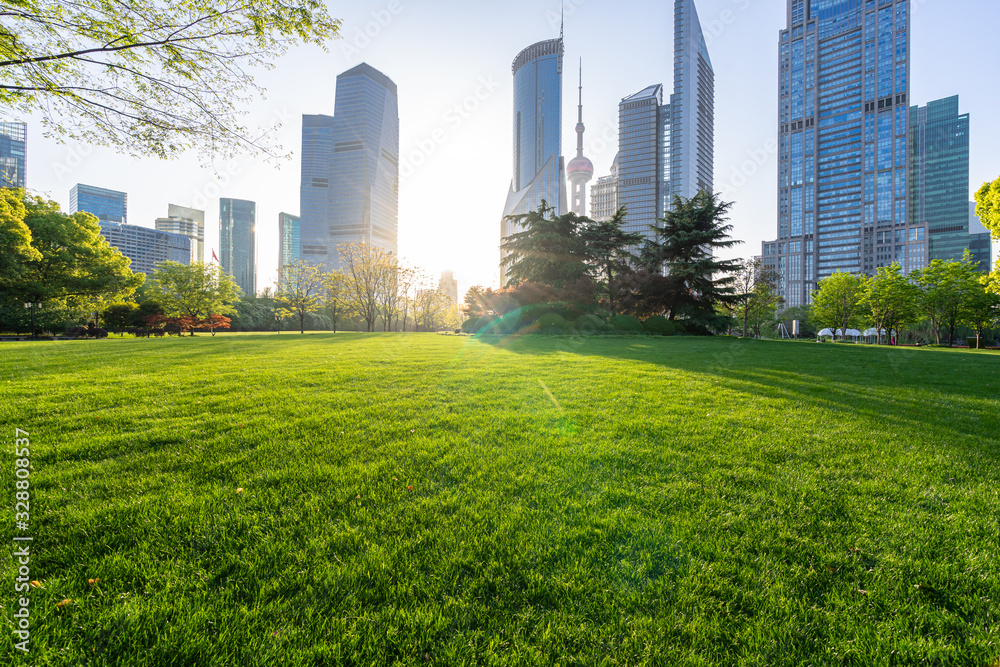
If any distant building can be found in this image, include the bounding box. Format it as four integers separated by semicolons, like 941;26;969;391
501;33;566;283
439;270;458;305
98;222;190;275
300;63;399;270
590;157;619;223
155;204;205;264
70;184;127;224
0;121;26;189
970;202;994;270
910;96;990;271
220;198;256;297
279;212;301;284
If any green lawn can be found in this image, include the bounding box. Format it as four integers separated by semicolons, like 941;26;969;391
2;334;999;666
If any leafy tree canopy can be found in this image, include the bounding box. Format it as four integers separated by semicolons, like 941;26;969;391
500;201;591;289
975;176;1000;241
148;261;240;333
0;0;340;160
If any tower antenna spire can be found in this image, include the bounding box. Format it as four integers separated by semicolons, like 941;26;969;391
560;0;564;40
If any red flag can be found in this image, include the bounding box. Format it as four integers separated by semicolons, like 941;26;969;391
212;249;219;263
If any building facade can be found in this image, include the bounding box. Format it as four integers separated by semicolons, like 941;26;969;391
670;0;715;201
155;204;205;264
616;85;671;241
590;158;619;223
300;63;399;271
763;0;918;309
500;34;566;282
70;184;127;224
220;198;256;297
439;270;459;305
910;96;991;270
0;121;26;189
98;223;190;275
279;212;302;280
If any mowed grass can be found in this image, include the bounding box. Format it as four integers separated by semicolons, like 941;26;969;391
2;333;1000;666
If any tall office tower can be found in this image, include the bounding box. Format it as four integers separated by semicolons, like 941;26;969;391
98;223;190;275
278;212;301;286
0;121;26;189
220;198;256;297
617;85;672;241
439;270;459;305
70;184;127;224
566;63;594;216
763;0;916;309
910;96;990;271
670;0;715;200
969;203;994;270
155;205;205;264
300;63;399;270
500;31;566;282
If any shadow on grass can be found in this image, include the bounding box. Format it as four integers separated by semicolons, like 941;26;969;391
474;335;1000;458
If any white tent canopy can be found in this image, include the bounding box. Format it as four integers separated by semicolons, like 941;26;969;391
817;328;862;339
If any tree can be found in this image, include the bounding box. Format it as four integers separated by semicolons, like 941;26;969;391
811;272;868;337
199;314;232;337
975;176;1000;240
500;201;591;289
861;264;919;344
339;243;392;332
275;261;327;334
413;286;452;332
147;261;240;335
325;271;346;333
729;258;782;338
580;206;643;312
0;0;340;160
0;189;40;289
231;290;277;332
963;285;1000;349
375;256;403;332
5;196;143;307
914;252;982;346
640;191;743;331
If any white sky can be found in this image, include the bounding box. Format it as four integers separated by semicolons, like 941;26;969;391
21;0;1000;297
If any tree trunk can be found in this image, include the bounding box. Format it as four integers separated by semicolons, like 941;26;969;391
300;311;305;335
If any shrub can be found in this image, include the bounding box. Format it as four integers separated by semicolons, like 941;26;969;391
610;315;644;333
461;318;480;334
475;316;498;334
575;314;609;335
536;313;566;334
643;316;676;336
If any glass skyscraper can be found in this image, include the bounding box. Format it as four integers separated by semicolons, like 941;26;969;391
279;212;301;277
910;96;991;271
500;33;566;282
70;184;127;224
0;121;26;189
97;223;190;275
155;204;205;264
764;0;921;309
220;198;256;297
617;85;672;240
300;63;399;271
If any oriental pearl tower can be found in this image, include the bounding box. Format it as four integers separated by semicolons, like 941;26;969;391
566;60;594;216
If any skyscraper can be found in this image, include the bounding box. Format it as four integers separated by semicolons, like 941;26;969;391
300;63;399;270
616;84;671;240
591;0;713;244
279;212;301;276
590;156;619;223
566;63;594;216
220;198;256;297
0;121;26;189
763;0;918;309
97;223;190;275
70;184;127;224
910;96;990;271
155;204;205;264
500;31;566;281
670;0;715;201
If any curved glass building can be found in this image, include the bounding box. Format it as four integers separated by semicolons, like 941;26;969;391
501;36;566;282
